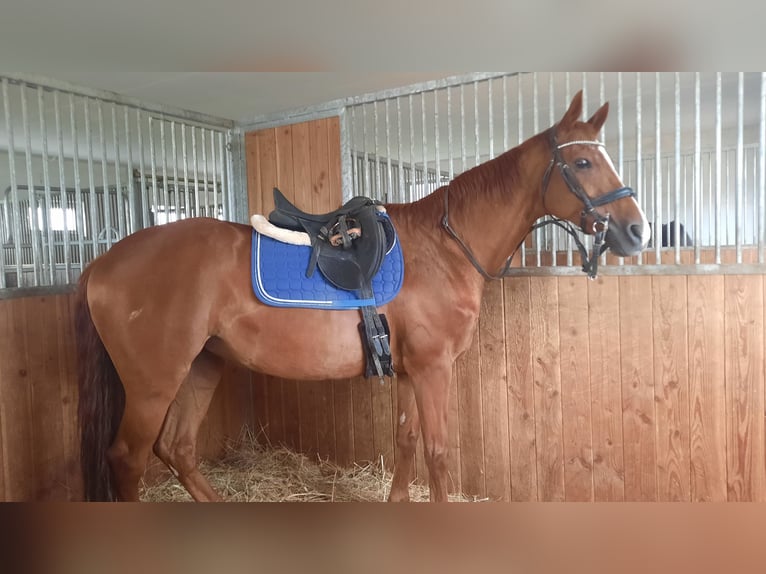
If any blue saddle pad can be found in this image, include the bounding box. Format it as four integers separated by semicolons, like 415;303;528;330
251;220;404;310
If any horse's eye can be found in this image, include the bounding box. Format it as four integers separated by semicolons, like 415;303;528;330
574;158;591;169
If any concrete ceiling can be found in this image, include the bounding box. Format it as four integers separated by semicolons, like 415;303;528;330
31;73;456;124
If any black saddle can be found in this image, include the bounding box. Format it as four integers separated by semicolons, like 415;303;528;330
268;188;394;291
267;187;395;380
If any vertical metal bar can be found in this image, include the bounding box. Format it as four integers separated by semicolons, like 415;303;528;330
53;91;72;282
123;107;135;234
533;72;541;266
210;128;218;218
85;100;99;256
111;105;125;240
136;110;149;228
200;128;209;217
564;72;574;267
373;101;381;201
636;73;643;265
616;72;625;266
715;73;722;264
192;126;200;218
97;101;112;251
148;116;159;224
654;72;662;262
2;79;23;284
760;72;766;263
434;91;441;194
219;131;228;220
474;81;480;172
518;74;526;268
396;99;404;203
181;123;193;218
171;121;179;220
407;99;415;202
447;88;453;183
160;118;170;222
21;84;42;284
599;72;607;267
69;95;86;273
385;99;393;203
349;106;358;197
408;96;415;203
362;104;370;198
460;83;466;175
674;73;682;264
581;73;592;257
503;75;508;153
736;72;744;264
421;92;428;198
37;86;55;284
549;73;557;266
488;79;494;160
694;73;702;264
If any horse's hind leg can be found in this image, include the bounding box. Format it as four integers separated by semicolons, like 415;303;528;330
153;350;225;502
388;375;420;502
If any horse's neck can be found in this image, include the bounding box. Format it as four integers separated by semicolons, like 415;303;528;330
443;151;545;276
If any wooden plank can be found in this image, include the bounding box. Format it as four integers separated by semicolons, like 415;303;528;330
308;118;337;462
619;276;657;501
446;362;461;493
333;379;354;467
254;127;285;448
257;129;278;213
688;275;727;501
26;296;68;500
281;379;301;451
528;276;564;501
479;280;511;501
57;294;81;499
504;277;537;501
288;120;316;457
456;321;485;499
244;131;262;215
725;274;765;501
652;273;690;501
0;299;35;500
558;276;594;501
351;377;375;462
588;275;625;501
0;300;9;499
324;116;354;468
371;378;395;470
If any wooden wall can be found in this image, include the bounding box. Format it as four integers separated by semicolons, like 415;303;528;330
246;117;766;502
0;292;253;501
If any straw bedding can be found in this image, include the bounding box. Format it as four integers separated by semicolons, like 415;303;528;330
140;431;476;502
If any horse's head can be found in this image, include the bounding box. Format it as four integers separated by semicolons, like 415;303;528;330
540;91;650;257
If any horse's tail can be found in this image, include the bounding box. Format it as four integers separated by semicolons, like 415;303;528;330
75;266;125;501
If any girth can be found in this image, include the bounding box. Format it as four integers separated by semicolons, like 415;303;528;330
268;187;395;380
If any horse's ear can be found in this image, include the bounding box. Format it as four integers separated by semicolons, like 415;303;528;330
587;102;609;133
559;90;584;127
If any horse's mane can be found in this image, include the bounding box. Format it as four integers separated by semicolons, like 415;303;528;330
385;135;535;228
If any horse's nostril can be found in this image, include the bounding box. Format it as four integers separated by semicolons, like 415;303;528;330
628;223;644;243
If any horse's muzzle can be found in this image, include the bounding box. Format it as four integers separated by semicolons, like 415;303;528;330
605;216;651;257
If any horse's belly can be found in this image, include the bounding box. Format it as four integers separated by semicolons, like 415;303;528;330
214;307;370;380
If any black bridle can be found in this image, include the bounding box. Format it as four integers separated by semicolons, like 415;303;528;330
442;125;636;280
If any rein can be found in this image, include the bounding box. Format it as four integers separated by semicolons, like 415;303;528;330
442;126;636;280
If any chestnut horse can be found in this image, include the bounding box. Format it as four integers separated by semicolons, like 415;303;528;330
77;91;649;502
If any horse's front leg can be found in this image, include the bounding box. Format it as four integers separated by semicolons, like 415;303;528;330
388;374;420;502
408;359;453;502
